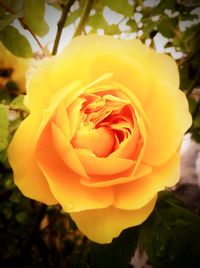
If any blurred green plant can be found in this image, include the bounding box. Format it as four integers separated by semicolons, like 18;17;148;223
0;0;200;267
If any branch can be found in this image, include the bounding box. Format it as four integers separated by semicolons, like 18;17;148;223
52;0;75;55
73;0;95;38
0;0;48;56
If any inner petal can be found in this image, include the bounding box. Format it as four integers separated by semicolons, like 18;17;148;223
68;90;144;179
71;126;115;157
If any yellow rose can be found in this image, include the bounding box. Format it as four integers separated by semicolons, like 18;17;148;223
0;42;29;92
8;35;192;243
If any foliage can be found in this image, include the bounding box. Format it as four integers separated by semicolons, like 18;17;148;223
0;0;200;267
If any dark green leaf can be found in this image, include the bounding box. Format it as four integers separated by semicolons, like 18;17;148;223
0;12;23;31
23;0;49;37
0;149;8;165
158;16;178;38
0;104;9;151
89;227;138;268
188;96;198;114
140;191;200;268
0;25;32;58
150;0;176;15
193;115;200;128
0;0;23;15
192;132;200;143
0;88;11;104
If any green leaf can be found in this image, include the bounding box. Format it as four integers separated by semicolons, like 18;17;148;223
193;115;200;128
102;0;133;17
87;11;121;35
0;25;32;58
192;132;200;143
88;11;107;29
0;104;9;151
9;95;29;113
158;16;178;38
23;0;49;37
105;24;121;35
89;227;138;268
140;191;200;268
0;12;23;31
0;0;23;15
126;19;137;32
65;8;82;27
0;88;11;104
0;149;9;167
188;96;198;114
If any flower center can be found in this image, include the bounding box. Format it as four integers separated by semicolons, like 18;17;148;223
71;92;137;158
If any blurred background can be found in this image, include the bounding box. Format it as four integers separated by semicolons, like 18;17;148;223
0;0;200;267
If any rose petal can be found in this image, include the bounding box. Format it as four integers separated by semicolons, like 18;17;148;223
113;152;180;210
25;58;55;112
36;123;113;212
80;163;152;187
52;122;88;178
142;79;192;165
75;148;134;176
72;127;115;157
70;196;157;244
8;114;57;205
67;97;85;139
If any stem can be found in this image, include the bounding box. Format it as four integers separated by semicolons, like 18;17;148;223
0;0;48;56
73;0;95;37
52;0;75;55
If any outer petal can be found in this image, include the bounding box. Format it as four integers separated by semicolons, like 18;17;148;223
123;38;180;88
25;58;55;112
142;79;192;165
8;114;57;205
113;153;180;210
70;196;157;244
36;123;113;212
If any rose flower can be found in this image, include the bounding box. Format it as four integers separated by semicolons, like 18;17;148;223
8;35;192;243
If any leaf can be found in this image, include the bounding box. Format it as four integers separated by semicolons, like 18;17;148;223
65;8;82;27
87;11;121;35
193;115;200;128
140;191;200;268
157;16;178;38
126;19;137;32
88;11;107;29
9;95;29;113
0;12;23;31
102;0;133;17
0;25;32;58
188;96;198;114
0;149;8;166
0;104;9;151
0;0;23;15
105;24;121;35
89;227;138;268
23;0;49;37
0;89;11;104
